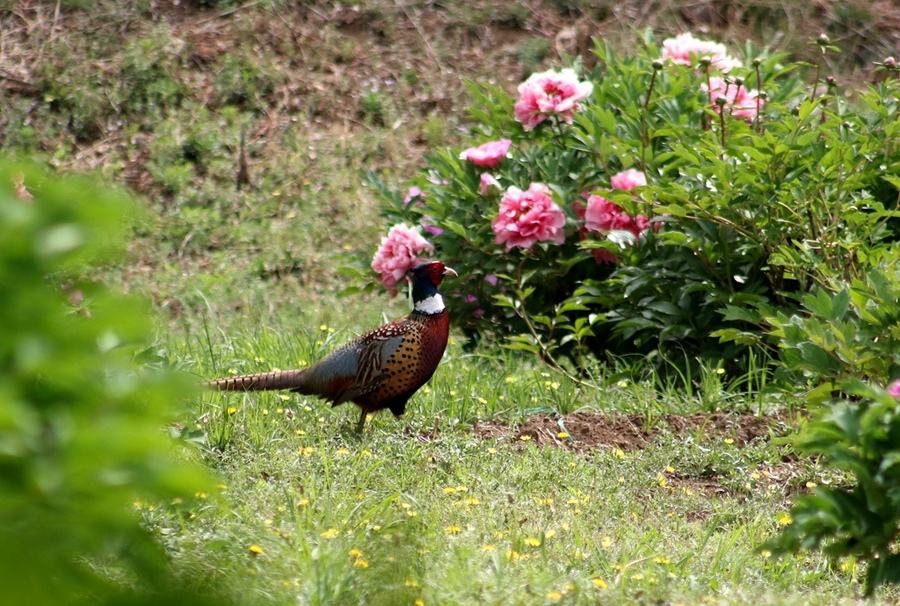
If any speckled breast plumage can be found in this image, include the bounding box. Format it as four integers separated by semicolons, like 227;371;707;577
354;309;450;416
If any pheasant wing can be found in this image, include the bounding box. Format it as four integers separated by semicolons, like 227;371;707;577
293;321;409;405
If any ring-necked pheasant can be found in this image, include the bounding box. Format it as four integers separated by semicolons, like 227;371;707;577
207;262;457;432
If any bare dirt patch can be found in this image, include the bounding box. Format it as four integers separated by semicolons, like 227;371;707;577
474;410;795;453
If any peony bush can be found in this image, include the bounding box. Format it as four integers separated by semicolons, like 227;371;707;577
367;33;900;385
364;37;900;589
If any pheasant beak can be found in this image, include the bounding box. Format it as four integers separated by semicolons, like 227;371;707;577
443;267;458;278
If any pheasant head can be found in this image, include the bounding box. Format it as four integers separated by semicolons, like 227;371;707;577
409;262;457;315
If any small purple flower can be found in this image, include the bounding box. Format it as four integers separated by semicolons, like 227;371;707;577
420;214;444;236
465;294;478;304
404;186;424;206
484;274;498;286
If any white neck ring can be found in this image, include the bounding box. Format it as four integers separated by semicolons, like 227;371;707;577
414;293;445;314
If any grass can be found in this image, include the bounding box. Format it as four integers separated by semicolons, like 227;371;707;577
4;0;900;603
153;310;879;604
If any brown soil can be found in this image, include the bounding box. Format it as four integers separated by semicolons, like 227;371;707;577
474;409;795;453
470;410;810;500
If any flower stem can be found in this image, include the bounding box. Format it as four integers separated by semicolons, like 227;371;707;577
754;60;763;134
703;63;712;131
511;262;598;389
641;64;660;169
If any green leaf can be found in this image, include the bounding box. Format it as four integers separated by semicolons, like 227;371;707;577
797;341;840;373
720;305;763;323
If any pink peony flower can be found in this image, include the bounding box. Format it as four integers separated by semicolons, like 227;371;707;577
584;196;645;236
460;139;512;169
492;183;567;251
514;68;594;130
633;213;651;232
702;76;764;121
371;224;435;292
480;173;502;197
610;169;647;191
592;248;619;264
888;380;900;399
581;194;654;264
661;33;742;72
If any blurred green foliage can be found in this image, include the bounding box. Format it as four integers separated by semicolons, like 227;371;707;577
0;161;216;604
761;271;900;594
